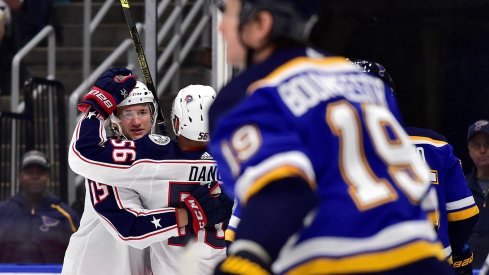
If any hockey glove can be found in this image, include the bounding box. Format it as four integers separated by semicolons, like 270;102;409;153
191;181;234;226
78;68;136;118
214;251;273;275
452;243;473;275
183;182;233;235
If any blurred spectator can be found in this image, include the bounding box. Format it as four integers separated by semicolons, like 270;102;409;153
0;150;79;263
0;0;14;96
0;0;10;42
0;0;29;97
0;0;61;97
466;119;489;269
13;0;63;47
3;0;22;11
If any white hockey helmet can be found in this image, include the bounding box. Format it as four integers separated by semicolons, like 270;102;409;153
171;85;216;141
111;81;158;138
119;81;155;107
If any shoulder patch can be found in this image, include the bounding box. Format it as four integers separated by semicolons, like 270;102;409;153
148;134;171;145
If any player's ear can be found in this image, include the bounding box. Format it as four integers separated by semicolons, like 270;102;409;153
173;117;180;135
242;10;274;49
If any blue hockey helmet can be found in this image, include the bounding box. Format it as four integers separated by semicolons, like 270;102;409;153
349;59;396;91
238;0;319;44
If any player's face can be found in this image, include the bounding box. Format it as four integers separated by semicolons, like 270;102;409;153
118;103;153;140
19;165;49;196
218;0;247;68
468;132;489;169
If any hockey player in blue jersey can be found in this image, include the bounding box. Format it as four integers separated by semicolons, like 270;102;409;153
408;127;479;275
352;59;480;275
64;68;233;274
209;0;454;274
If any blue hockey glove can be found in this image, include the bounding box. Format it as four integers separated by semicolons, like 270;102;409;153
214;251;273;275
452;243;473;275
78;68;136;118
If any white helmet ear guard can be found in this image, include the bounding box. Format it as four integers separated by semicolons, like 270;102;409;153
171;85;216;141
110;81;159;138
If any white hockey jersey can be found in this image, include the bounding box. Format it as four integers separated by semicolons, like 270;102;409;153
64;111;226;275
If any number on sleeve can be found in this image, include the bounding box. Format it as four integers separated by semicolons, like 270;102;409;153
110;139;136;163
89;180;110;205
220;125;262;178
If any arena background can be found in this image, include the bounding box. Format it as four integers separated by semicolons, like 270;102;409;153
312;0;489;174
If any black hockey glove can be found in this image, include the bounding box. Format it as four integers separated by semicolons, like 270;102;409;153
214;251;273;275
452;243;473;275
183;182;233;235
78;68;136;118
191;181;234;226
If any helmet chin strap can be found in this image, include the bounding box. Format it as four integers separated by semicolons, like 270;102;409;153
150;101;158;135
110;120;129;140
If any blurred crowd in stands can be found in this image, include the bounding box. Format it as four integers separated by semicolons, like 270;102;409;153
0;0;63;96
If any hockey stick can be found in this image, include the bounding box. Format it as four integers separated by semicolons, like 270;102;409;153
119;0;168;135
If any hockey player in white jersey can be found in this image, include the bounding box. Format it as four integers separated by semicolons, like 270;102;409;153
63;68;233;275
62;69;150;275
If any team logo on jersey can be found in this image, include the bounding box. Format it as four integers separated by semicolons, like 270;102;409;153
185;95;193;103
474;120;489;130
40;215;60;232
148;134;170;145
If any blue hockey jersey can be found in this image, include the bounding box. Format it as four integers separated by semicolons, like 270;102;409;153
208;48;445;274
406;127;479;258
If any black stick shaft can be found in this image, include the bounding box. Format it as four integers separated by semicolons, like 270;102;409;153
119;0;167;135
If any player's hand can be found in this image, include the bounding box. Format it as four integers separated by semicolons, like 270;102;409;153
183;182;233;234
214;251;273;275
183;191;208;235
191;181;233;226
78;68;136;118
452;243;473;275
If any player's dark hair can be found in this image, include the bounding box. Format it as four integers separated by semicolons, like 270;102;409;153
239;0;319;45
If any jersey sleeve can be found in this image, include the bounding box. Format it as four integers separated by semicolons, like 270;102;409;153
443;145;479;222
87;180;181;249
225;200;241;244
210;87;319;262
69;111;173;187
215;88;317;205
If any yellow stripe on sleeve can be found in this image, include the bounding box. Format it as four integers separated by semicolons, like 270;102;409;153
447;205;480;222
286;240;445;275
247;57;349;94
51;204;78;232
409;136;448;146
242;165;316;204
225;228;236;243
